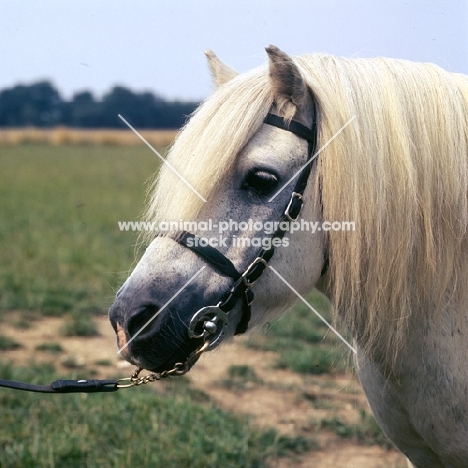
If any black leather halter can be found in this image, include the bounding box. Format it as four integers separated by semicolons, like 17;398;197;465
173;109;320;348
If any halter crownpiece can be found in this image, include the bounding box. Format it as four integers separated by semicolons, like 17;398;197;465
173;107;319;349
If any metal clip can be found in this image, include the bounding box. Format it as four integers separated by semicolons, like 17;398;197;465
116;377;136;389
284;192;304;222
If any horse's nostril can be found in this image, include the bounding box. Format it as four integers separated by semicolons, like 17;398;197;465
126;305;160;338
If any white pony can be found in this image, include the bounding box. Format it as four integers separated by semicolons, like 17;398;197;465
109;46;468;467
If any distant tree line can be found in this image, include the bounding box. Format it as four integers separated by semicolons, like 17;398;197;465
0;81;199;129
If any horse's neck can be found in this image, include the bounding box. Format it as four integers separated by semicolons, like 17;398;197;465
365;301;468;379
357;302;468;462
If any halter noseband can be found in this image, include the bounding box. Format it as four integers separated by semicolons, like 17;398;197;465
173;109;319;349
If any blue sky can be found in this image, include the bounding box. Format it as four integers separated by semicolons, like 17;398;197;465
1;1;467;101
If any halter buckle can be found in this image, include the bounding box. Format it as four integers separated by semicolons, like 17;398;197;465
284;192;304;221
242;257;269;287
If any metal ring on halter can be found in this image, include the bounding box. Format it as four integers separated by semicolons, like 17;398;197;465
284;192;305;222
188;304;229;349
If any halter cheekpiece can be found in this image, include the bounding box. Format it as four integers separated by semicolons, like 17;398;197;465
173;107;320;349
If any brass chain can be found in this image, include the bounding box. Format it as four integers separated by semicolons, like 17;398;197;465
117;339;211;388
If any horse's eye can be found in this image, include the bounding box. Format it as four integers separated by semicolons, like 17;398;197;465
243;169;278;194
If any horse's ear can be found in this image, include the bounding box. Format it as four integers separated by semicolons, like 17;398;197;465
265;45;308;121
205;50;238;88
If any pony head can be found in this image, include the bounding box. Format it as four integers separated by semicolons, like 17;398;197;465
110;45;468;373
108;46;327;372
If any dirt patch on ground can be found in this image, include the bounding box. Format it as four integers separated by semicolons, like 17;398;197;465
1;313;407;468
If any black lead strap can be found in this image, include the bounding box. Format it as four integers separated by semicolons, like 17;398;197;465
0;378;119;393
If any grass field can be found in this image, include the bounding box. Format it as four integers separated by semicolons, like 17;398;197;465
0;144;158;316
0;142;401;467
0;363;305;468
0;143;324;467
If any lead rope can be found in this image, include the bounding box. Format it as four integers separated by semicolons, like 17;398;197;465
0;339;211;393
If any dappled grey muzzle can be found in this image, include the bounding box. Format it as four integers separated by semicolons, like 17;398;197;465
108;290;205;373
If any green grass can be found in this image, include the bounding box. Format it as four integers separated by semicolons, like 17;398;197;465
319;410;392;448
227;364;261;381
276;346;337;375
0;143;324;466
94;359;112;366
0;363;307;468
60;313;100;337
0;144;160;316
0;335;22;351
35;342;64;353
247;290;351;374
219;365;263;391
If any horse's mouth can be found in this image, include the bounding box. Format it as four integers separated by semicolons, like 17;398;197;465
114;321;205;374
